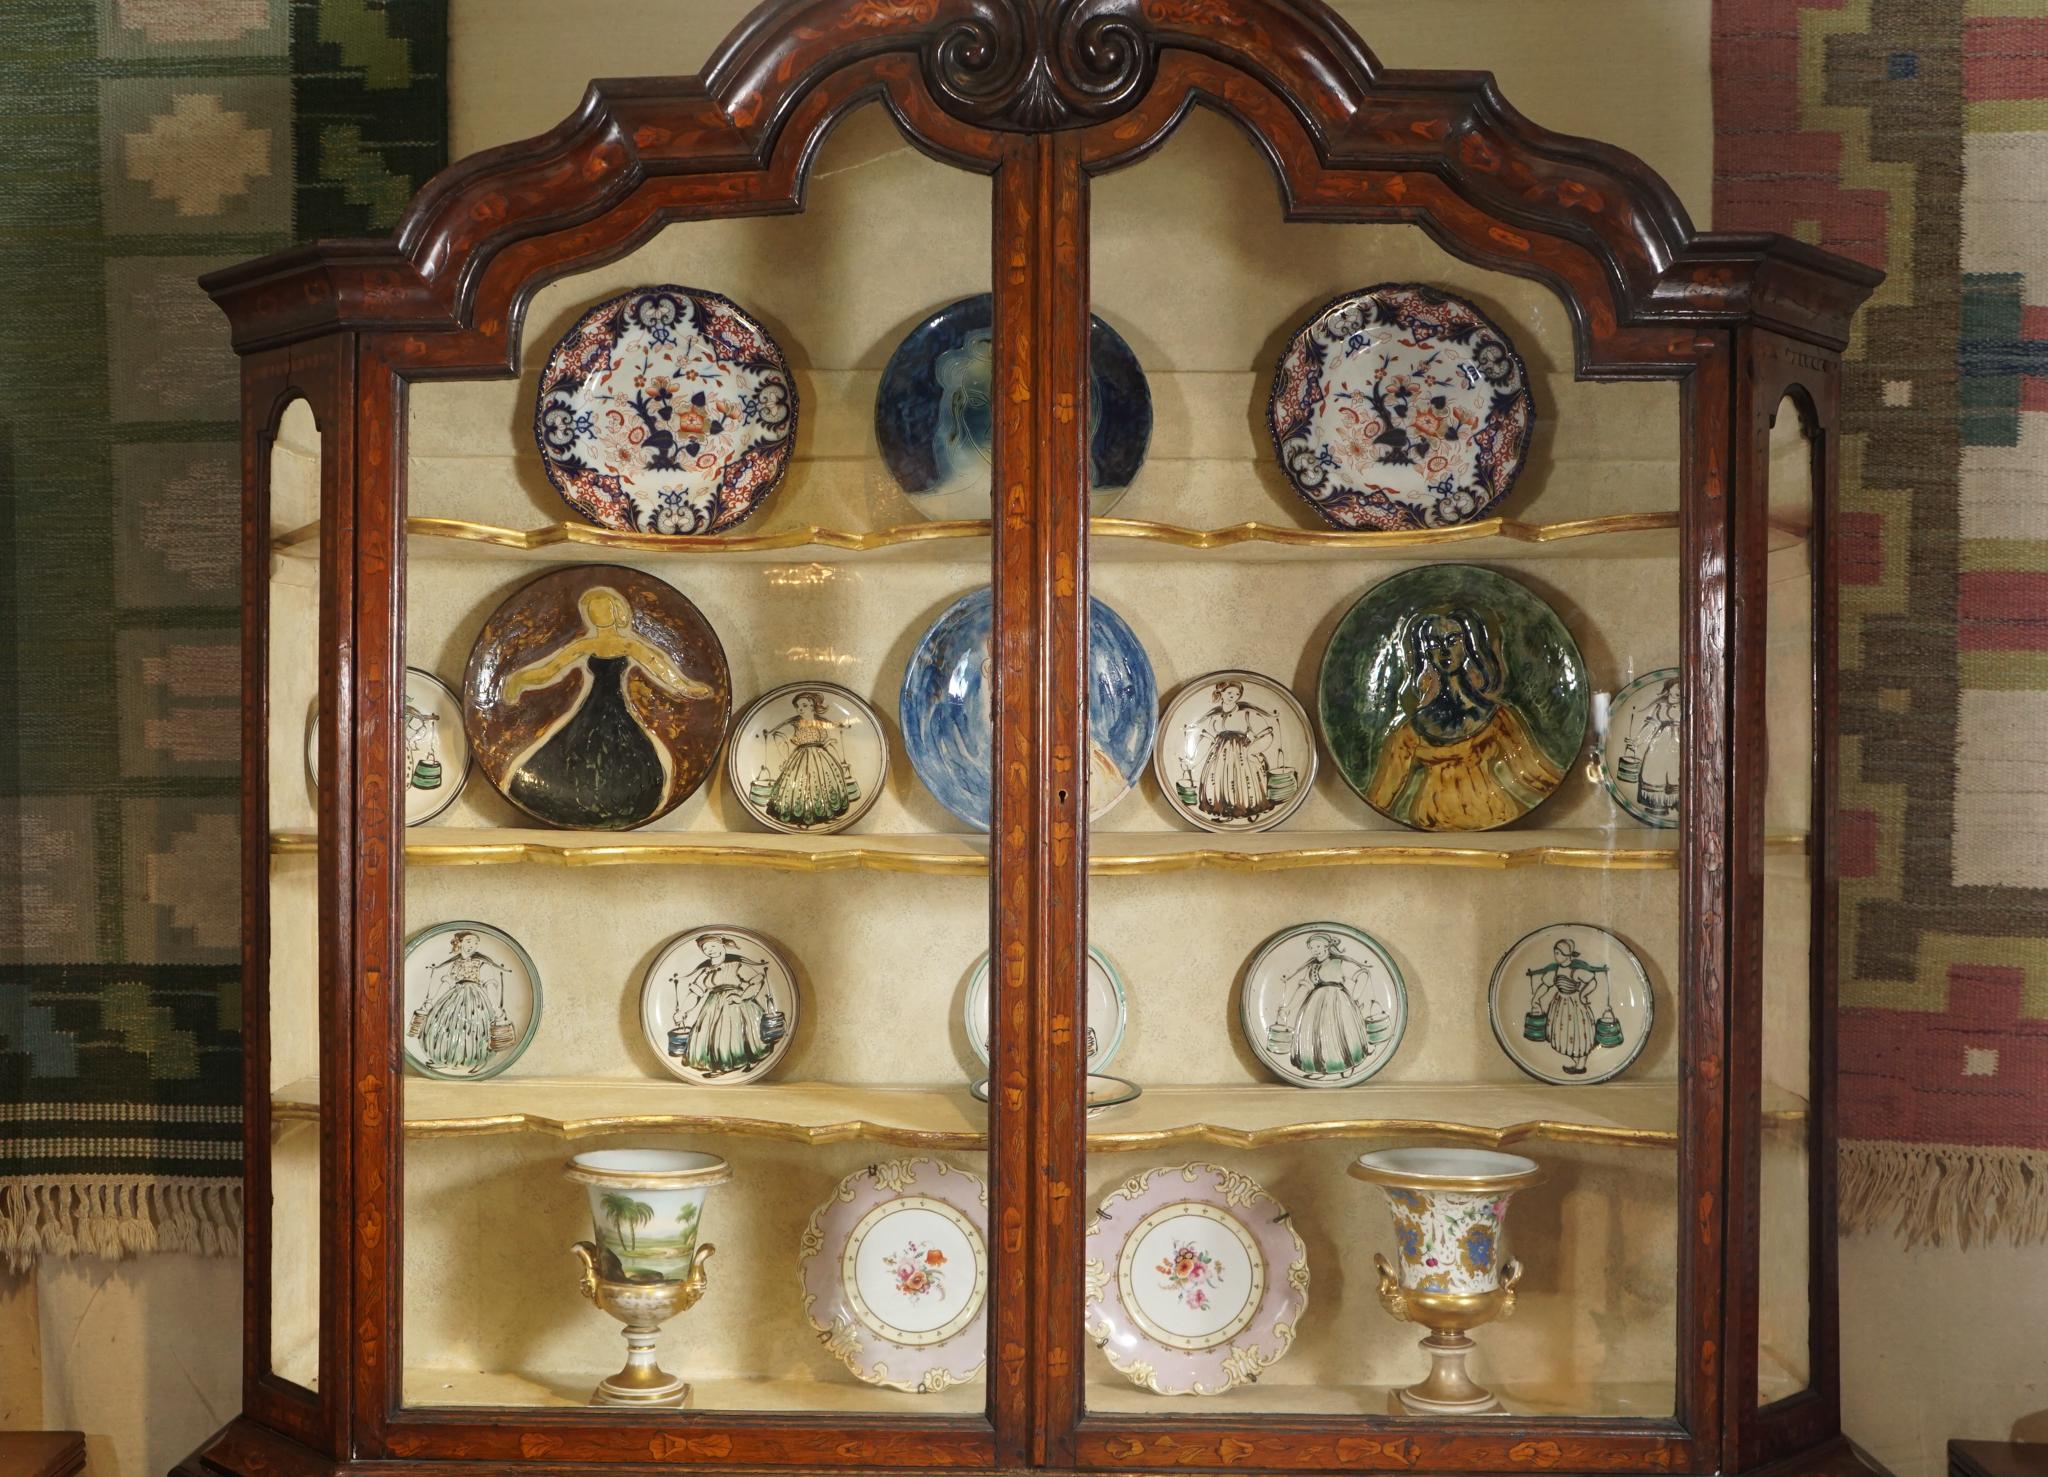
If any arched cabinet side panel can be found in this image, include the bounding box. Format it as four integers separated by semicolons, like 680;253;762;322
1726;332;1844;1474
238;335;360;1460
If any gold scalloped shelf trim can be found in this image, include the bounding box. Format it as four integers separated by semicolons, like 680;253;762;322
271;510;1680;558
268;830;1804;874
268;1102;1809;1150
1089;510;1679;551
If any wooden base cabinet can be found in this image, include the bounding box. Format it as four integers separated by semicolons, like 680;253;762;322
188;5;1881;1476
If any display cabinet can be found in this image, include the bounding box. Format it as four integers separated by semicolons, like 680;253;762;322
188;4;1880;1476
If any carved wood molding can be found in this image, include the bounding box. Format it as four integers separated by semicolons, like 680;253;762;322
200;0;1880;361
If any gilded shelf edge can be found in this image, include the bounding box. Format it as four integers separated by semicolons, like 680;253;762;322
266;1097;1794;1152
270;511;1682;558
269;830;1814;873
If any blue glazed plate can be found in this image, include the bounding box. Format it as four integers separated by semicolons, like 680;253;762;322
900;586;1157;830
876;294;1152;521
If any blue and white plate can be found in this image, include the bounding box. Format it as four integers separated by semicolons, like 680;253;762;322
899;586;1157;829
875;294;1152;521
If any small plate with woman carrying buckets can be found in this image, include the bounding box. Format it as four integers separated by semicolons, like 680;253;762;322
1487;922;1653;1085
799;1159;990;1393
1153;670;1316;834
726;681;889;834
401;920;541;1081
1239;922;1407;1089
305;666;470;826
639;926;799;1086
1598;667;1680;829
963;945;1126;1077
1084;1161;1310;1396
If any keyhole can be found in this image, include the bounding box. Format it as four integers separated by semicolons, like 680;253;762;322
1057;789;1070;805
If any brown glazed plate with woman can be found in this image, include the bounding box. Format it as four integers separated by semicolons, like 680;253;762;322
463;564;732;830
1317;563;1587;832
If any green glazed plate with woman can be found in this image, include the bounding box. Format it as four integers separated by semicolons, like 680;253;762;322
1318;564;1588;832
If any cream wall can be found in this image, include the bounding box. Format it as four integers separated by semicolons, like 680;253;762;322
25;6;2040;1477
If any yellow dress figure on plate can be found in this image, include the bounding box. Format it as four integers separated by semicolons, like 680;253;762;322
1364;609;1565;831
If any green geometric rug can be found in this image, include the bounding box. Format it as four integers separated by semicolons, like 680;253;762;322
0;0;444;1269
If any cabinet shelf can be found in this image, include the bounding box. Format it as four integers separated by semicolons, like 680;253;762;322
271;510;1684;567
402;1367;985;1413
271;1077;1804;1151
273;826;1799;874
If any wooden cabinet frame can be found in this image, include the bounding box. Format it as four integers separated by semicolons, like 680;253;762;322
190;5;1880;1476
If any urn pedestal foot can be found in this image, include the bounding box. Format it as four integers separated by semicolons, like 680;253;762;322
1388;1330;1502;1416
589;1320;692;1408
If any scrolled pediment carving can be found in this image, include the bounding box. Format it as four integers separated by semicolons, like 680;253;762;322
924;0;1154;130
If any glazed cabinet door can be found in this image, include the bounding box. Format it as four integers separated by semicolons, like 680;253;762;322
1051;88;1721;1470
339;100;1031;1465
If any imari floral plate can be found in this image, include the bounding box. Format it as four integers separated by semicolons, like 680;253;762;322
726;681;888;835
1085;1162;1308;1396
799;1159;989;1393
963;946;1127;1075
1239;922;1407;1089
534;285;796;534
1599;667;1680;829
639;926;800;1086
401;920;541;1081
1268;284;1535;530
1487;922;1653;1086
1153;670;1316;834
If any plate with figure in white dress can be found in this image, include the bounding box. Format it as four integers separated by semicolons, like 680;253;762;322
1488;922;1653;1085
799;1159;989;1394
1085;1162;1309;1396
726;682;887;834
402;920;541;1081
1239;922;1407;1088
1153;670;1315;833
1600;668;1680;829
963;946;1126;1075
639;926;799;1086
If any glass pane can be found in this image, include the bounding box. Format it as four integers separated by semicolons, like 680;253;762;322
1757;400;1816;1404
397;104;997;1415
268;396;323;1388
1081;108;1682;1421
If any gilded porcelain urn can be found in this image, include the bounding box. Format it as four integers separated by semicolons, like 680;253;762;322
565;1148;731;1407
1350;1146;1542;1416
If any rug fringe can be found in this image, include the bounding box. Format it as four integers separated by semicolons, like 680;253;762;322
1840;1140;2048;1248
0;1177;242;1272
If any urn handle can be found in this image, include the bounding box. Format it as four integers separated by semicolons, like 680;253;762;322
1499;1257;1524;1320
571;1241;601;1304
1373;1252;1412;1324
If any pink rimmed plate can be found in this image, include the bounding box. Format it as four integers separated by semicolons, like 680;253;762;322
1085;1162;1309;1396
798;1158;988;1394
